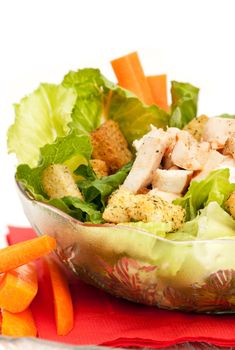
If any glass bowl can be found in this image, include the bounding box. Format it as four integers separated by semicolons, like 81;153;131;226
16;181;235;313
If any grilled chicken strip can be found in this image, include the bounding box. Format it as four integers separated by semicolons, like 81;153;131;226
152;169;193;194
124;132;169;193
171;131;210;170
203;117;235;149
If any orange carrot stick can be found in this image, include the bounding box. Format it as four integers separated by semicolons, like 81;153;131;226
111;52;154;105
0;262;38;313
0;235;56;273
2;308;37;337
45;257;73;336
147;75;168;111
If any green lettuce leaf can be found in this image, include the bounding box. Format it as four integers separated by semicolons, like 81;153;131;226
16;129;92;197
164;203;235;285
108;92;169;146
8;84;77;167
195;202;235;240
172;202;235;241
76;162;132;209
174;169;235;221
166;219;197;241
15;130;103;223
62;196;103;223
63;69;104;133
74;163;96;180
216;113;235;119
169;81;199;129
118;221;171;237
62;68;169;145
32;196;103;223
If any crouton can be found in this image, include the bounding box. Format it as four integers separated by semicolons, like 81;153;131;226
90;159;108;178
128;193;185;231
102;187;132;223
102;187;185;231
225;191;235;219
42;164;83;199
91;120;132;173
183;115;209;141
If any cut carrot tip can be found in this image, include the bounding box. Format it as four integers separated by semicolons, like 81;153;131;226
0;235;56;274
2;308;37;337
111;51;154;105
0;262;38;313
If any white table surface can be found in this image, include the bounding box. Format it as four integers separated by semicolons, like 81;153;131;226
1;0;235;245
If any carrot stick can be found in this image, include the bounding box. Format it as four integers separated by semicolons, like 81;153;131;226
0;262;38;313
45;257;73;336
147;75;168;111
2;308;37;337
0;235;56;273
111;52;154;105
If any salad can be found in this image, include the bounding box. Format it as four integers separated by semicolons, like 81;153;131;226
7;52;235;242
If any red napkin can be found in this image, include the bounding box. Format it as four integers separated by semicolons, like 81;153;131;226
7;226;235;348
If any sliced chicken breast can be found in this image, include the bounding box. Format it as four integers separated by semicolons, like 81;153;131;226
171;131;210;170
148;188;181;203
165;127;180;147
169;165;181;170
133;125;165;151
152;169;193;193
161;128;180;169
193;150;225;182
162;153;175;170
124;134;168;193
203;117;235;149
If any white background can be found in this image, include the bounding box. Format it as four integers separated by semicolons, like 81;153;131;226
1;0;235;243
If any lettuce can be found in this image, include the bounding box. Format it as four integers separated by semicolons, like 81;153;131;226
63;69;104;133
8;69;197;172
174;169;235;221
62;196;103;223
171;202;235;241
8;67;203;226
34;196;103;224
108;91;169;146
169;81;199;129
62;69;169;145
15;130;103;223
195;202;235;240
118;221;171;237
16;129;92;199
123;201;235;242
217;114;235;119
76;162;132;209
8;69;191;173
8;84;77;167
166;220;197;241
